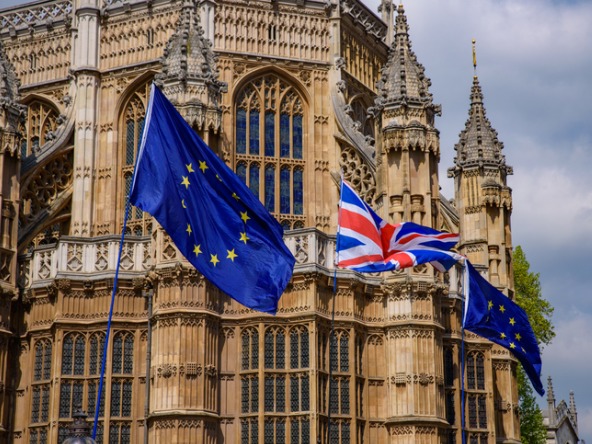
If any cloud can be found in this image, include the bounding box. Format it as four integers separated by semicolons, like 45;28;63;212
541;311;592;429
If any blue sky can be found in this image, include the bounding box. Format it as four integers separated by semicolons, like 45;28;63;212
2;0;592;439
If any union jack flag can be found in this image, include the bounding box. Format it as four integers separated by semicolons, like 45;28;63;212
336;180;463;273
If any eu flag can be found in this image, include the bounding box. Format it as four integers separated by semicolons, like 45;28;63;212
463;260;544;395
130;85;295;314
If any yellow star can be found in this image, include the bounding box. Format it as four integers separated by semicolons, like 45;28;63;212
232;192;240;201
210;254;219;266
226;249;238;261
500;332;507;339
499;305;506;314
240;211;250;223
509;342;516;349
199;160;208;173
182;199;187;209
186;224;192;235
509;317;516;326
488;300;493;310
239;231;249;244
193;244;202;257
181;176;190;189
515;333;522;341
186;163;195;173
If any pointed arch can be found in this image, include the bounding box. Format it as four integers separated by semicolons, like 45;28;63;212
19;96;61;158
233;70;308;230
117;76;154;236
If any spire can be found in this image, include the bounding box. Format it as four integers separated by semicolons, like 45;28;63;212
449;48;511;173
569;390;578;431
0;42;25;155
547;376;556;425
156;0;226;131
376;4;437;114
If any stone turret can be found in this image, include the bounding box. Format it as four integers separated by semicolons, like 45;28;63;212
449;62;518;441
448;73;513;288
377;4;441;228
375;6;448;442
569;390;578;431
156;0;225;136
547;376;557;425
0;41;24;441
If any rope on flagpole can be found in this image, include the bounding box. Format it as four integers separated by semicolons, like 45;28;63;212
92;198;132;439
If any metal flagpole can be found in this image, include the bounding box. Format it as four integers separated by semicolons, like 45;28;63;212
92;200;132;438
460;260;469;444
327;177;345;444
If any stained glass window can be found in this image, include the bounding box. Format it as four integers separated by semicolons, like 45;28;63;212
112;332;133;375
62;336;73;375
280;114;290;158
265;165;275;212
249;110;260;155
293;168;303;215
249;163;260;198
236;109;247;154
240;418;258;444
121;83;151;235
265;112;275;156
237;163;247;186
293;115;303;159
235;75;305;229
467;352;484;390
74;336;85;375
467;394;487;429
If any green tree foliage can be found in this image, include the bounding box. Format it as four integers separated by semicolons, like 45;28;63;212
513;246;555;444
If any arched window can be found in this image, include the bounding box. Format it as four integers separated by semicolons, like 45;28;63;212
22;100;59;157
235;75;305;229
264;327;285;369
111;332;134;419
121;82;151;236
241;328;259;371
290;327;309;369
466;351;487;429
466;351;485;390
31;339;52;437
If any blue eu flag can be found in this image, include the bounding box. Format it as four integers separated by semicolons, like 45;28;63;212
130;85;295;314
463;260;544;395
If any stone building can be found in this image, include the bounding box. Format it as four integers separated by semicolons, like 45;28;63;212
544;377;581;444
0;0;521;442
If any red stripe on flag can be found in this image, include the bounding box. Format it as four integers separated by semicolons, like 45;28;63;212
340;208;382;247
385;252;415;269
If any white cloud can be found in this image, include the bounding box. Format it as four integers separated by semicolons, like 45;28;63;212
512;165;592;247
541;311;592;437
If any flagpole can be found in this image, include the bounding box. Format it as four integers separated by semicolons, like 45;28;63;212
92;199;132;438
460;260;468;444
327;179;345;444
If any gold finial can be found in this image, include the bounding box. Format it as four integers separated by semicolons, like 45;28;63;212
472;38;477;74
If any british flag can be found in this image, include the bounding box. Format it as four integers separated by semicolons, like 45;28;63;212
336;180;463;273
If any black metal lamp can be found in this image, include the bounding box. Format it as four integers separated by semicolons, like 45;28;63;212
62;410;96;444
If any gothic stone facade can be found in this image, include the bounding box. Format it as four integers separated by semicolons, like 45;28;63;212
0;0;520;443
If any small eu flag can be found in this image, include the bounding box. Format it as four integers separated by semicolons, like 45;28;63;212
130;84;295;314
463;260;544;395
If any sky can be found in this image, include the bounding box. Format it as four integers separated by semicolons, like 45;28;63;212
2;0;592;440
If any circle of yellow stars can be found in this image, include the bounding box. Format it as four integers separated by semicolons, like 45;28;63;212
487;299;527;354
179;160;252;268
